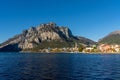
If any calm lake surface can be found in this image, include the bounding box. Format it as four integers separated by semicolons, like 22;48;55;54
0;53;120;80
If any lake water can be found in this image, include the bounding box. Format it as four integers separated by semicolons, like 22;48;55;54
0;53;120;80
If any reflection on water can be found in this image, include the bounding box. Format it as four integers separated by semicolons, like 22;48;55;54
0;53;120;80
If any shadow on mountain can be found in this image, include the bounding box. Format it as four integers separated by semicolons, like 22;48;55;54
0;44;21;52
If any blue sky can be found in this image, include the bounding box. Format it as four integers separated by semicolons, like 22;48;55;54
0;0;120;43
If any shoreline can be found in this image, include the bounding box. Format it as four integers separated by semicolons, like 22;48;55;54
19;51;120;54
0;51;120;54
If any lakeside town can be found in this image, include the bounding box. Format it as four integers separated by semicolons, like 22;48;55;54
34;43;120;53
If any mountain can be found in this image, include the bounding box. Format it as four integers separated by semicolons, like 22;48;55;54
76;36;95;45
0;22;96;52
98;30;120;44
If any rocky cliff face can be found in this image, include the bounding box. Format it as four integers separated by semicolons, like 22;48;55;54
0;22;95;52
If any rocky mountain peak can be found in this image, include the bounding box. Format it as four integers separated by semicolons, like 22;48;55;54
0;22;74;50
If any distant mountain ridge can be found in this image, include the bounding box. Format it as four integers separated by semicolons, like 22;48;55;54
99;30;120;44
0;22;96;52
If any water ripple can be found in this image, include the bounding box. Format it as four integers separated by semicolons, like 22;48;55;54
0;53;120;80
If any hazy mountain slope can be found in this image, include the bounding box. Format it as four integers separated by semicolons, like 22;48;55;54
99;30;120;44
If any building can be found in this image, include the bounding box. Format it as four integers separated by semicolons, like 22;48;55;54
98;44;111;53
